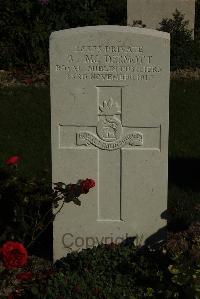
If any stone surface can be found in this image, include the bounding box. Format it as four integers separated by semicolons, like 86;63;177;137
127;0;195;32
50;26;170;260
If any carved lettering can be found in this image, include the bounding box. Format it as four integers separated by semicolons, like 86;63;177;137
104;55;151;64
65;73;155;81
74;45;144;53
77;132;143;150
67;55;74;63
55;44;162;81
85;55;100;63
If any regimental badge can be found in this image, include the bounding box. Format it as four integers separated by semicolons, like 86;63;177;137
77;98;143;150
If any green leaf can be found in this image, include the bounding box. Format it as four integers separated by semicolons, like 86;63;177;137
73;198;81;206
168;265;180;275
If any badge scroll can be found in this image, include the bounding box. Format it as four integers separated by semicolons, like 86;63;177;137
77;98;143;151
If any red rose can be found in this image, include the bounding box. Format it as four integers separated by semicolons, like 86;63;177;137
7;294;15;299
1;241;28;269
5;156;20;166
80;178;95;194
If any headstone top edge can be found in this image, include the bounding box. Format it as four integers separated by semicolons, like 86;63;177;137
50;25;170;40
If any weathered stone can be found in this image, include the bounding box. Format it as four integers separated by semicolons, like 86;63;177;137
50;26;170;260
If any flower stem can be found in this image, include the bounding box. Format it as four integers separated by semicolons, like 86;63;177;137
26;200;65;249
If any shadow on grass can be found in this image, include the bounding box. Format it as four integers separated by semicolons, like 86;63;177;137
144;157;200;246
169;157;200;192
168;157;200;232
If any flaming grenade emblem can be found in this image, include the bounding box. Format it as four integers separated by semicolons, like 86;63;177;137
97;98;122;142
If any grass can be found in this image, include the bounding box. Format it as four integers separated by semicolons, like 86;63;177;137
168;80;200;228
0;80;200;226
169;80;200;159
0;86;51;178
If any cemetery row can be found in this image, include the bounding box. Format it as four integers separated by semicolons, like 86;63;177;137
0;0;200;71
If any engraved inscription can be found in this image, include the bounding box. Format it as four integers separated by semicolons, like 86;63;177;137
74;45;144;53
55;42;162;81
77;131;143;150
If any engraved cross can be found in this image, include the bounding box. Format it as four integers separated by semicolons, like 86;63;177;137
59;86;160;221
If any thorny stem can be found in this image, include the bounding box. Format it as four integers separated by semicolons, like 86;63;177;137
27;200;65;249
30;194;62;242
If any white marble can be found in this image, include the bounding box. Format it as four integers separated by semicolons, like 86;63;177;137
50;26;170;260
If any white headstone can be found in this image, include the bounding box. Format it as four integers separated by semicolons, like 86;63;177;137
127;0;195;32
50;26;170;260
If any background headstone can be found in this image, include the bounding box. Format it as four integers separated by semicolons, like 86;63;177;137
50;26;170;260
127;0;195;32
